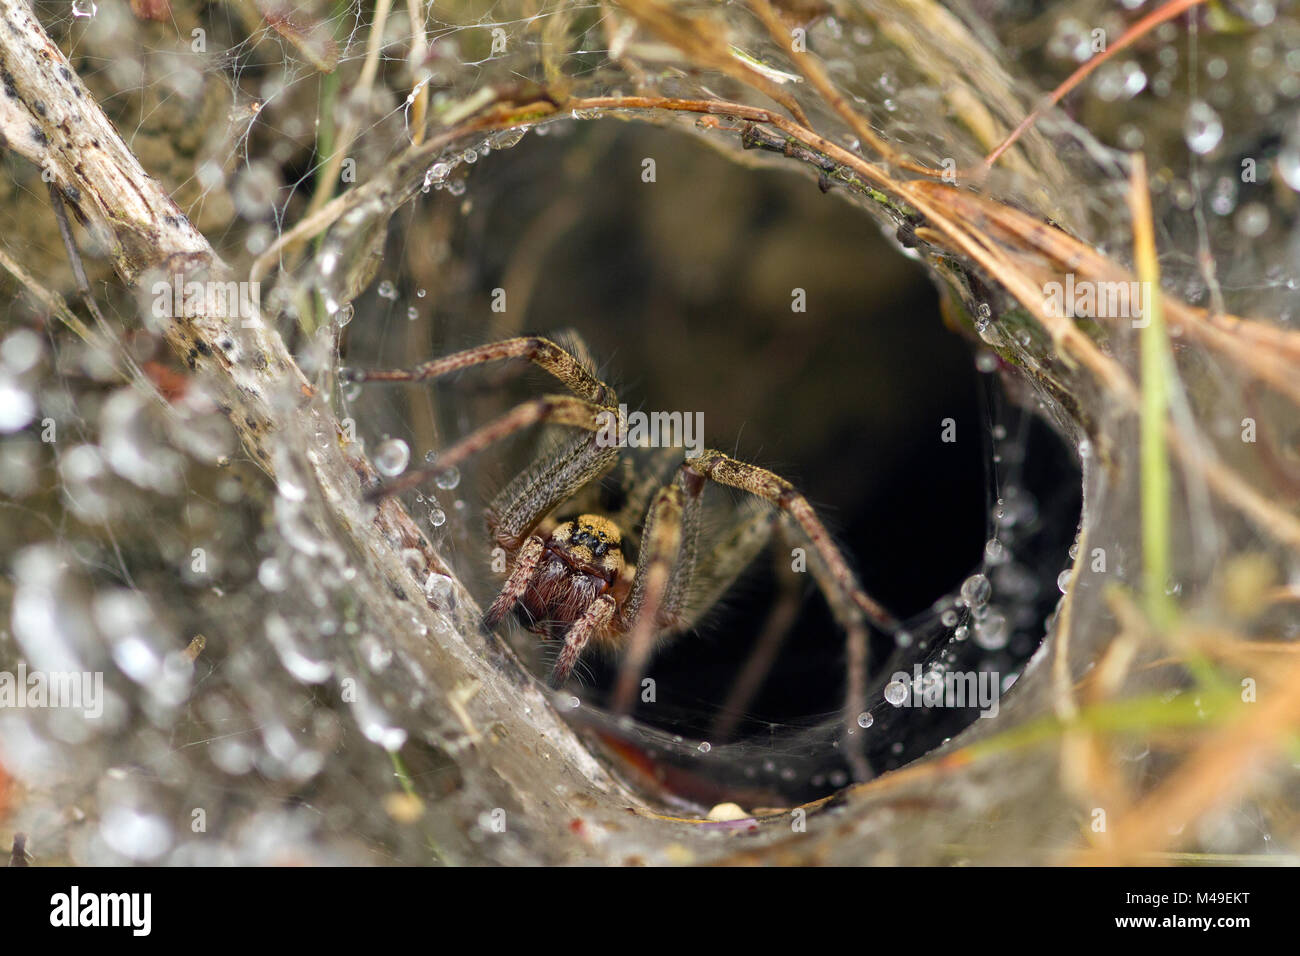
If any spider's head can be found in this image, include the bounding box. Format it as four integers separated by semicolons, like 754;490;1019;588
549;514;624;581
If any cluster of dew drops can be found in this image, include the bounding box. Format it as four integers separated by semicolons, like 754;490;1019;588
855;347;1083;748
420;127;530;197
339;132;555;572
1050;0;1300;240
371;437;461;533
872;565;1007;727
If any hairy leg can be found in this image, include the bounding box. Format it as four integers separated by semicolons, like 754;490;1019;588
366;393;615;522
684;450;893;780
610;471;774;713
343;335;614;405
350;334;623;545
673;498;777;631
684;450;897;631
611;484;684;712
778;513;873;781
552;594;616;688
712;550;803;741
484;534;544;629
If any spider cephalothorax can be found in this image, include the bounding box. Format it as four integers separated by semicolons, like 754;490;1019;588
347;332;898;733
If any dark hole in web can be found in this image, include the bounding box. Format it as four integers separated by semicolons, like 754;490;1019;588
359;122;1081;806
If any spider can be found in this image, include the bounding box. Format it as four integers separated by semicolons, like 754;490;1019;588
343;332;898;727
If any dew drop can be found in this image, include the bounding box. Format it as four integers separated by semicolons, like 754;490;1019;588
232;162;280;219
973;612;1009;650
258;558;287;592
960;573;991;608
1183;101;1223;154
1280;138;1300;192
1210;176;1237;215
360;633;393;672
1122;62;1147;97
2;329;43;374
1048;18;1093;62
276;475;306;502
100;807;171;860
423;572;453;605
884;681;908;706
1235;203;1269;237
0;373;35;433
490;128;527;149
374;438;410;477
59;444;113;521
857;711;874;728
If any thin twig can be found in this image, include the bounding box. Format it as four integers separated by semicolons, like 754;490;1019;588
0;245;98;347
984;0;1210;169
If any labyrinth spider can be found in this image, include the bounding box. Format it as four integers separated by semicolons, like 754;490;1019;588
344;332;898;728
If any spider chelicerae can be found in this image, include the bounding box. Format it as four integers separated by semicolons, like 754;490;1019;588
344;332;898;727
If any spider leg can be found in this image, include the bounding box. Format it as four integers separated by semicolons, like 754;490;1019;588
683;450;898;632
485;427;622;550
711;543;801;742
352;334;623;545
683;450;894;781
611;475;775;714
598;446;682;528
776;512;874;781
611;484;685;712
342;335;614;405
483;534;545;629
364;394;613;511
672;498;777;631
552;594;617;688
